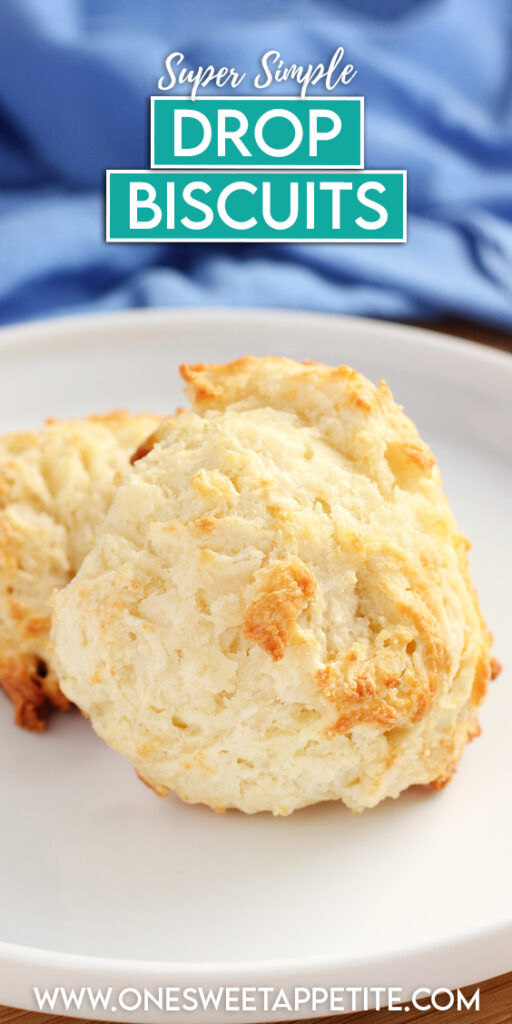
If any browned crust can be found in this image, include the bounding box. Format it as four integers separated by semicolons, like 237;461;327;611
401;443;435;471
194;516;216;533
491;656;502;681
130;429;161;465
130;414;187;465
180;362;222;401
179;357;383;414
136;771;170;798
316;663;400;736
318;626;498;753
317;640;497;741
243;558;316;661
429;769;456;791
385;440;436;478
0;656;70;732
315;584;452;738
314;559;498;739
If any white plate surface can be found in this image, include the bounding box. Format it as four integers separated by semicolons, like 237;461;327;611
0;309;511;1021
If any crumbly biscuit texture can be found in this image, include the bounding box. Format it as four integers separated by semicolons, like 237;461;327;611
53;358;496;813
0;411;161;730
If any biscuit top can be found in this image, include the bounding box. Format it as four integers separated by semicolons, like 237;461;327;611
57;360;491;744
180;357;437;494
0;411;160;571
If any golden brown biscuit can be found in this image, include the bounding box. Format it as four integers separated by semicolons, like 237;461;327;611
0;411;161;730
52;359;498;812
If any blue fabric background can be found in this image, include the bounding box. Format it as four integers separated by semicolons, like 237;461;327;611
0;0;511;327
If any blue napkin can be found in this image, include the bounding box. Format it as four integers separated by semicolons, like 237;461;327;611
0;0;511;327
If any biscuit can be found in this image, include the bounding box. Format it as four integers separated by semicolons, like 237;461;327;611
0;411;161;731
52;359;497;813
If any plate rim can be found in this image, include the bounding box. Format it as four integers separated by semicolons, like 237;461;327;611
1;305;512;376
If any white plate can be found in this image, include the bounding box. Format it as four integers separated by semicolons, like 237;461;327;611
0;309;511;1022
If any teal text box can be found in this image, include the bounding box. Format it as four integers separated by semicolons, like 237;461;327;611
106;170;406;242
151;97;363;168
